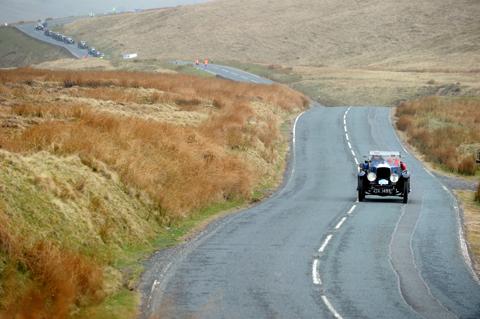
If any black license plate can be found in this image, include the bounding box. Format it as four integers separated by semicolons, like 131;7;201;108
373;188;392;194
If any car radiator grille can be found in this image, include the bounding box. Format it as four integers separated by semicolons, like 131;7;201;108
376;167;391;181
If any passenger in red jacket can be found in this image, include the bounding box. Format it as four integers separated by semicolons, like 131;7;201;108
400;161;407;171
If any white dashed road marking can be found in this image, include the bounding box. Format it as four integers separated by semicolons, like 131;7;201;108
312;259;321;285
335;217;347;230
319;234;333;253
424;168;435;178
312;107;356;319
347;205;356;215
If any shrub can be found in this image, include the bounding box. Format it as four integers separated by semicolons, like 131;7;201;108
395;97;480;175
0;211;103;319
458;156;476;175
396;116;412;131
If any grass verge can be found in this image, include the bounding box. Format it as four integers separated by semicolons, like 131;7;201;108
456;190;480;276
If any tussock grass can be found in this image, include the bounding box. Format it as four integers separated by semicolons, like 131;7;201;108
0;68;308;112
0;215;103;318
0;151;157;318
2;103;259;215
0;68;307;317
396;96;480;175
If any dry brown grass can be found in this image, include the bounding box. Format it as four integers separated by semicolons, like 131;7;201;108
288;65;480;106
0;68;307;216
0;68;308;112
2;102;256;216
0;210;103;319
395;96;480;175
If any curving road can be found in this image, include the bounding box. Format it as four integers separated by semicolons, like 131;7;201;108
173;61;273;84
15;17;90;58
140;69;480;318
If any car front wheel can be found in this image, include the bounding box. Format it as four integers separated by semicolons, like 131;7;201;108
358;184;365;202
402;181;409;203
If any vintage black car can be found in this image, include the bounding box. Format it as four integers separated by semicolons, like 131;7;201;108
357;151;410;203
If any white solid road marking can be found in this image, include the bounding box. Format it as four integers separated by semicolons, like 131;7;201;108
354;157;359;165
345;133;349;141
442;185;449;192
424;168;435;178
335;217;347;230
343;118;346;125
322;295;343;319
290;111;305;179
319;234;333;253
347;205;357;215
344;125;347;132
347;141;352;149
293;111;305;144
351;149;356;157
312;259;322;285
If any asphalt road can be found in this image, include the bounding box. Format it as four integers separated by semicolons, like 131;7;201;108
173;61;273;84
15;18;90;58
140;70;480;318
198;63;273;84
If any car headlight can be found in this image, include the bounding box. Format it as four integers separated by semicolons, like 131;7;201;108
367;172;376;182
390;174;399;183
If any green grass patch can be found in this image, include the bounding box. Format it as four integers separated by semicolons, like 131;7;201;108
0;26;71;67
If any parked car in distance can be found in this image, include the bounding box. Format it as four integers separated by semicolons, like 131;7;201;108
78;41;88;49
88;47;98;56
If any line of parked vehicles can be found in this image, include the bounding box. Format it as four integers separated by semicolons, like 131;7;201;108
34;23;104;58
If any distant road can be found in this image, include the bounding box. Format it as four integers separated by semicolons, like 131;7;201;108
174;60;273;84
15;19;89;59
